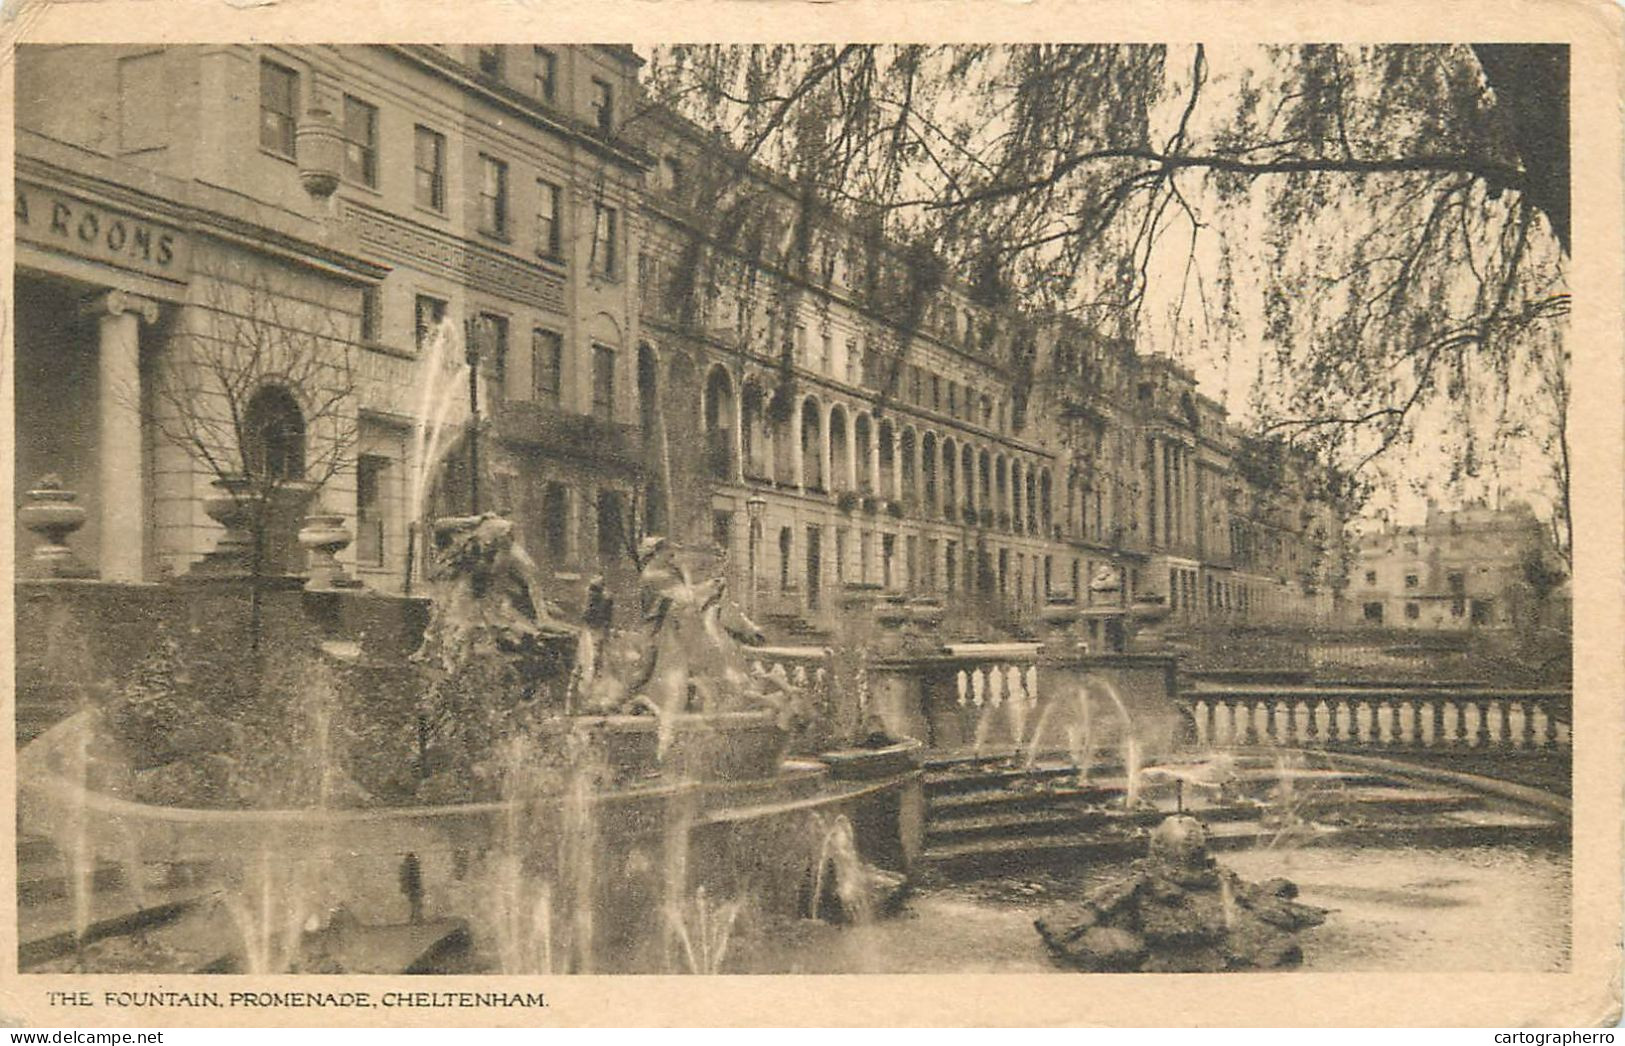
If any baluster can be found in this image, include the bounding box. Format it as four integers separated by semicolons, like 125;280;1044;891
1494;700;1511;748
1518;701;1535;749
955;669;969;707
1541;705;1558;749
1263;700;1279;745
1193;700;1210;747
1474;700;1492;748
1354;701;1370;745
1216;701;1233;745
1428;700;1443;747
1302;701;1320;745
1324;698;1342;744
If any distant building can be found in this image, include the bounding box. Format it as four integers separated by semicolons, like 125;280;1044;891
1347;502;1549;630
13;43;1347;644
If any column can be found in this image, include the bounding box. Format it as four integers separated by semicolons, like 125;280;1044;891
85;289;160;583
836;407;849;493
1150;438;1165;548
1189;448;1202;552
793;398;805;491
869;419;882;498
732;384;745;484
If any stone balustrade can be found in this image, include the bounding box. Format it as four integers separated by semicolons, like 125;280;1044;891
1185;684;1572;753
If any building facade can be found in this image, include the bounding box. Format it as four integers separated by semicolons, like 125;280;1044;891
1346;502;1549;631
13;44;1344;643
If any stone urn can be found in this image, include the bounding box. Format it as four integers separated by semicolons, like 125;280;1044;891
192;475;263;576
295;106;344;200
18;475;92;578
299;512;363;590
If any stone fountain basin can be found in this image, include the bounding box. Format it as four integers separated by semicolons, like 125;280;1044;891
545;710;788;784
18;709;794;868
819;739;926;780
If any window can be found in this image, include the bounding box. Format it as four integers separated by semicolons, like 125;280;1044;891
713;511;733;553
259;60;298;157
414;295;447;355
355;455;389;567
479;155;509;237
819;332;833;374
543;483;571;560
596;489;624;559
794;324;808;365
591;77;614;132
342;95;377;187
591;203;618;277
533;47;557;101
478;314;509;402
532;328;563;406
535;179;562;257
244;385;305;481
592;344;616;422
359;286;381;343
1364;570;1378;585
413;126;446;212
1404;573;1419;589
1404;602;1420;621
476;46;503;78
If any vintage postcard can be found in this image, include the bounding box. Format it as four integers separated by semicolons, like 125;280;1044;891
1;0;1620;1028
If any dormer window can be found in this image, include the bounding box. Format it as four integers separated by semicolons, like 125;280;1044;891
591;78;614;133
533;47;557;102
477;46;503;78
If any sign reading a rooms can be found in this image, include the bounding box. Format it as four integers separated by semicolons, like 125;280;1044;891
16;185;189;281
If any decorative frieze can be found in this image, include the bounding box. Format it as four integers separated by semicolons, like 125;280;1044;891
342;201;567;315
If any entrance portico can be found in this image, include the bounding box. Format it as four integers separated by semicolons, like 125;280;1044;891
16;274;165;583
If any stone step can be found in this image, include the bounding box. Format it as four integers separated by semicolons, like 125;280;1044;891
19;882;217;970
17;857;129;908
920;814;1566;879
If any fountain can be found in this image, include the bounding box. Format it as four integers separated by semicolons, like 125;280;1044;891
1033;815;1328;972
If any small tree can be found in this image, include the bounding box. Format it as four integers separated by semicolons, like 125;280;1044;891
150;255;359;646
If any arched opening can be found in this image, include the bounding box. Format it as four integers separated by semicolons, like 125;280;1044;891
877;419;896;497
919;431;936;513
1011;460;1025;534
1026;470;1039;533
941;437;957;518
828;404;850;492
244;385;305;481
978;448;992;516
801;397;824;491
894;424;910;505
704;366;736;480
1040;469;1054;534
854;413;874;493
637;343;659;440
996;456;1009;529
960;445;974;516
741;380;769;480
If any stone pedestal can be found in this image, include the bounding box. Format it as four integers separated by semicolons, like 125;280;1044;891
300;513;364;590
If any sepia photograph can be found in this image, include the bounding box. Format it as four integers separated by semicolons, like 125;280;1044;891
3;7;1618;1027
